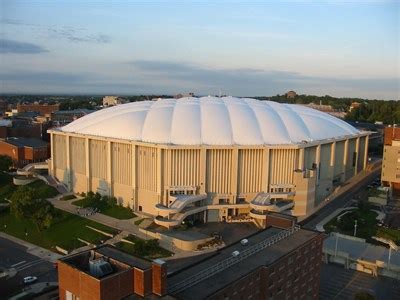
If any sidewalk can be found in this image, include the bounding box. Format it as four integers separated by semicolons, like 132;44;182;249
0;232;62;263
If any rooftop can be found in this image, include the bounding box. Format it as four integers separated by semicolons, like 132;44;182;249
59;97;361;146
167;227;320;299
2;137;48;148
59;245;152;279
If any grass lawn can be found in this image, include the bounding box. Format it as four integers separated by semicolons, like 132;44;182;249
324;208;400;244
0;207;118;251
73;197;136;220
26;180;59;199
115;235;172;259
0;175;59;203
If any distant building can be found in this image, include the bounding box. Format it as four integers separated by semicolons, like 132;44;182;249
0;137;49;167
349;102;361;112
285;90;297;99
103;96;126;107
52;109;94;127
382;126;400;197
174;92;195;99
302;102;347;119
17;103;60;117
0;117;50;140
57;222;324;300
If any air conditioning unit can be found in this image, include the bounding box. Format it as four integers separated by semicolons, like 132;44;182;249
232;250;240;257
240;239;249;246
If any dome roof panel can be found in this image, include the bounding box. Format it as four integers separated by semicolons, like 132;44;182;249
60;97;360;145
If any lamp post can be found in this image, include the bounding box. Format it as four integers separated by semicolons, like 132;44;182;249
353;220;357;237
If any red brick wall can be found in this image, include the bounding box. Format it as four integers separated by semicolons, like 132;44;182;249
24;146;49;161
0;141;21;161
384;127;400;145
100;270;134;299
209;233;324;300
134;268;152;297
265;214;296;229
152;262;167;296
17;103;59;115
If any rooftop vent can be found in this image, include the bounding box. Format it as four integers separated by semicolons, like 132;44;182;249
89;258;113;278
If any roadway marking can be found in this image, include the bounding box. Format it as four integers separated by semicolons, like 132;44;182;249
11;260;26;267
15;260;45;272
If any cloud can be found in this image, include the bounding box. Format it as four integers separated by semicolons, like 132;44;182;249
129;60;400;99
0;39;48;54
48;28;111;44
0;71;88;84
1;18;111;44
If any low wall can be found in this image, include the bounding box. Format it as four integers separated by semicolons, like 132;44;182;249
85;225;114;237
368;196;387;206
138;228;213;251
13;176;37;186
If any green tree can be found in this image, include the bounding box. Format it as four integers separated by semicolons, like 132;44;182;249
0;155;12;171
31;199;56;230
10;186;56;230
10;186;38;219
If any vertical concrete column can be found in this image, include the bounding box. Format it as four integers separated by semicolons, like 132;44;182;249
262;148;269;192
107;140;112;196
330;141;336;179
230;148;238;202
342;139;349;181
50;133;54;175
199;147;206;194
364;136;369;169
156;147;162;202
316;145;321;185
85;137;90;192
65;134;71;191
354;137;360;175
298;147;305;170
131;144;137;209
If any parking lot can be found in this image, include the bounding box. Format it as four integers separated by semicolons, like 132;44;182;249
0;237;57;298
320;263;400;299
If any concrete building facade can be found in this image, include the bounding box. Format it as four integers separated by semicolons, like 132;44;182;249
382;126;400;197
48;97;369;227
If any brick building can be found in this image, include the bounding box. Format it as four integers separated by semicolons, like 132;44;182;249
58;245;166;300
57;220;323;300
0;137;49;167
17;103;60;116
382;126;400;197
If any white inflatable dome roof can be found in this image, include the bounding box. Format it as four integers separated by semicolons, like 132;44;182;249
61;97;359;146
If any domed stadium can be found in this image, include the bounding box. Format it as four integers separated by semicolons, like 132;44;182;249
49;97;369;227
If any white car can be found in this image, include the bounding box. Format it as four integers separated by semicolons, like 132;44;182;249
23;276;37;284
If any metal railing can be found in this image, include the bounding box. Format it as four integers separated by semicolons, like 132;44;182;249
168;225;301;295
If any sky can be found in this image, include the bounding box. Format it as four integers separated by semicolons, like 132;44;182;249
0;0;399;99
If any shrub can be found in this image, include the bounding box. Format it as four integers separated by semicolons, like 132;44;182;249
94;192;101;202
107;196;117;207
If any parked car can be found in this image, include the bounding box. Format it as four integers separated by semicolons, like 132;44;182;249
23;276;37;284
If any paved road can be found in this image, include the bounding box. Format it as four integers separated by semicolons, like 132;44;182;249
0;237;57;298
320;263;400;300
302;166;381;230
